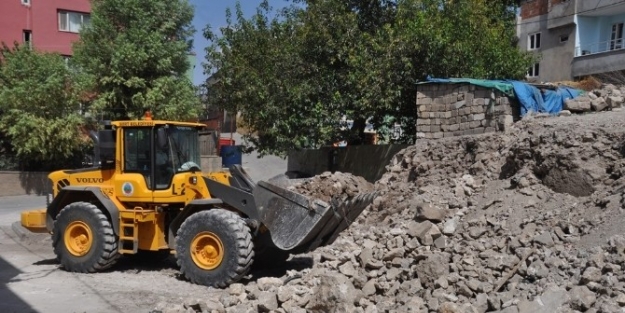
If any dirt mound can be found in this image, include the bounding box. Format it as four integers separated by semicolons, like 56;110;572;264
288;171;374;203
160;108;625;313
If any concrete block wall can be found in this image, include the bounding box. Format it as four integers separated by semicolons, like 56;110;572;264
416;83;520;139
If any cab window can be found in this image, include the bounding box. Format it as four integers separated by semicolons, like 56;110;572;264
124;128;151;173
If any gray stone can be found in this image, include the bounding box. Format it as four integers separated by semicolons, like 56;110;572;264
358;248;374;268
339;261;357;277
363;279;377;296
533;232;554;247
219;294;240;307
517;288;568;313
469;227;487;239
415;253;450;289
475;293;489;313
607;96;624;108
614;292;625;306
257;291;279;312
434;235;450;249
591;97;608;111
564;98;591;112
558;110;572;116
415;202;447;222
383;248;404;261
438;302;462;313
580;266;602;284
199;299;225;313
257;277;283;291
568;286;596;311
408;221;442;245
308;274;362;311
434;277;449;289
442;217;459;235
277;286;294;303
229;283;245;295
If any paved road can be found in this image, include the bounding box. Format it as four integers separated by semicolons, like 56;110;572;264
0;195;120;313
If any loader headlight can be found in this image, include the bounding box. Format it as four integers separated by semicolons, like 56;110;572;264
190;176;198;185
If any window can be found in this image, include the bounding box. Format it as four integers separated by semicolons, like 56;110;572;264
21;0;30;6
528;32;541;50
611;23;623;50
22;30;31;48
58;11;90;33
124;128;151;173
559;35;569;43
527;63;540;77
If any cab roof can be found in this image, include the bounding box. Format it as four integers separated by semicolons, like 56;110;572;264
110;120;206;128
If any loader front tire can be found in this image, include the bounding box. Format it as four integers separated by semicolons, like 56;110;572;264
176;209;253;288
53;202;119;272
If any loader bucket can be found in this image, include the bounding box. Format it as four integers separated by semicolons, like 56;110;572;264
253;180;378;253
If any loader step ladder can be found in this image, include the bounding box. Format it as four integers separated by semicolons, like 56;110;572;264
119;211;139;254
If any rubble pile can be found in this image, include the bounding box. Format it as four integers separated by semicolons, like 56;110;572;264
288;171;375;203
158;109;625;313
564;83;625;114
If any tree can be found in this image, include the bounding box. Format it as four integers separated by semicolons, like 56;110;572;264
73;0;200;120
0;44;87;168
205;0;533;156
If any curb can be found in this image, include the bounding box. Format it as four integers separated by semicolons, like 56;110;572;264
11;221;29;240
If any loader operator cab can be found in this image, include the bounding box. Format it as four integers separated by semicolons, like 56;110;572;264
122;124;201;190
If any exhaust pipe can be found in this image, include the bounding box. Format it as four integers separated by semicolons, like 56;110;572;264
89;130;100;166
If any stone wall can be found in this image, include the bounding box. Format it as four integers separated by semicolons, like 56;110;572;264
416;83;520;139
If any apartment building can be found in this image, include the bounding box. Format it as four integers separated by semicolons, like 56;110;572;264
0;0;91;56
518;0;625;82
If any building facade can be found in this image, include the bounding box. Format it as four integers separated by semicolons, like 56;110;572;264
518;0;625;82
0;0;91;56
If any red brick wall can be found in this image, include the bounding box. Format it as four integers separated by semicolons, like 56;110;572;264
520;0;549;19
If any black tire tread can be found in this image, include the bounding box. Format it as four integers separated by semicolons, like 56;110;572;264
176;209;254;288
52;201;120;273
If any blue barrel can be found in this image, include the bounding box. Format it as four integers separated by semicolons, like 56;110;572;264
221;145;242;167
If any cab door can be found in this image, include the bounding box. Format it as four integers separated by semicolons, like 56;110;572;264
114;127;155;203
151;126;189;202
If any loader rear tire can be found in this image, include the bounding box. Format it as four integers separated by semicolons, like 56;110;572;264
175;209;254;287
52;202;120;273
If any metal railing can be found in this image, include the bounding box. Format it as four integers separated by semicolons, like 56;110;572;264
575;39;624;57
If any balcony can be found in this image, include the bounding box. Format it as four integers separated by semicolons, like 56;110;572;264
575;39;624;57
547;0;575;29
572;43;625;77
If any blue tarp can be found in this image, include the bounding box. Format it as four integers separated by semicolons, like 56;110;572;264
508;81;582;116
422;77;583;116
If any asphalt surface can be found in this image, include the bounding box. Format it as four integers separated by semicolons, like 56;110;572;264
0;195;117;313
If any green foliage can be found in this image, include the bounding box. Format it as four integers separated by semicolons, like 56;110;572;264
205;0;533;156
0;45;87;168
73;0;200;120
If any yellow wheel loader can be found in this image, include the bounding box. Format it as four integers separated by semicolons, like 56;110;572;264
20;118;376;287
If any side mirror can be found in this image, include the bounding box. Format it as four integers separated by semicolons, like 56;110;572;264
157;128;168;149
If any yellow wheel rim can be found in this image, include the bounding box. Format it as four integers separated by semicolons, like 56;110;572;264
64;221;93;257
190;232;224;270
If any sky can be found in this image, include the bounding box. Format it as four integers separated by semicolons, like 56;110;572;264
188;0;292;85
